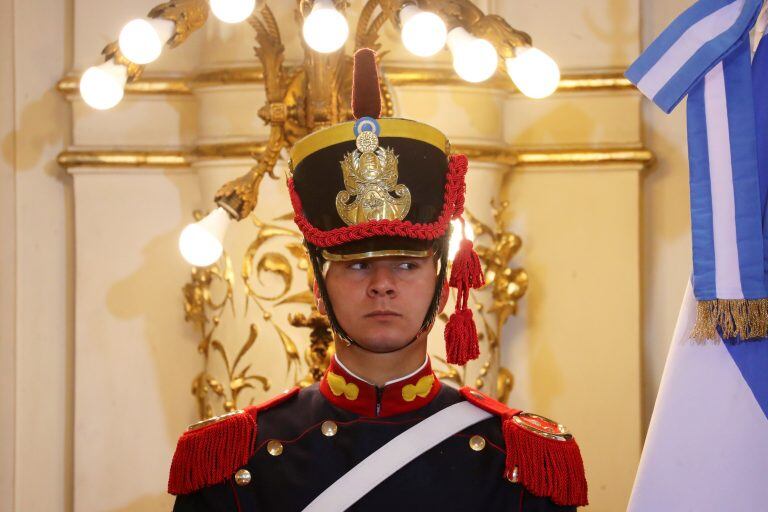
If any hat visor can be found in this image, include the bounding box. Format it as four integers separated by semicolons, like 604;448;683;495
320;236;437;261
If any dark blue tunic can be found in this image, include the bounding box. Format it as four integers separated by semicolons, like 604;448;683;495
173;383;577;512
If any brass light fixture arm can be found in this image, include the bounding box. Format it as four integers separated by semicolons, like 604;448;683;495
100;0;210;83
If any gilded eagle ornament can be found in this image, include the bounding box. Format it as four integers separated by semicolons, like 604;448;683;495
335;130;411;225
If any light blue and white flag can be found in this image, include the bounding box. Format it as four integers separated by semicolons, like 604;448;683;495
628;281;768;511
627;0;767;341
626;1;768;510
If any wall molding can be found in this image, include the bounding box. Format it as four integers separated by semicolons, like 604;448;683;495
57;67;632;97
58;144;653;170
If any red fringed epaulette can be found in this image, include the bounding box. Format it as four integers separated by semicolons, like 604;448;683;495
167;387;300;495
459;387;588;507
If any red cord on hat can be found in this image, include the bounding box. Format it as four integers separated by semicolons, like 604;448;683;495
445;217;484;365
288;154;468;247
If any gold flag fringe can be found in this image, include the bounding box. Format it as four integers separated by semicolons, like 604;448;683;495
691;298;768;341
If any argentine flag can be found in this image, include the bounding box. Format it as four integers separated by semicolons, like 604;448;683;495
626;1;768;510
628;283;768;510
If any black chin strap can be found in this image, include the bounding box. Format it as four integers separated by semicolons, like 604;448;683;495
307;238;448;355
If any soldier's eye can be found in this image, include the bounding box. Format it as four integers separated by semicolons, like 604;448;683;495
397;262;418;270
349;262;368;270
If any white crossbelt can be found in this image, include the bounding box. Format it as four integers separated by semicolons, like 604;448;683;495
301;401;492;512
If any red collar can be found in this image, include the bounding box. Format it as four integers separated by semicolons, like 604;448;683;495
319;356;442;417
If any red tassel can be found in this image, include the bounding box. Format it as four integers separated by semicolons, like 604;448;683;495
445;223;483;366
449;238;485;291
167;409;257;495
503;417;589;507
445;308;480;365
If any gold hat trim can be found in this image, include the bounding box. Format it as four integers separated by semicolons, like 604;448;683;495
290;118;448;168
321;248;433;261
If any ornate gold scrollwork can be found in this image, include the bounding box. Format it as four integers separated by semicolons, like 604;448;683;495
185;211;336;418
183;211;271;418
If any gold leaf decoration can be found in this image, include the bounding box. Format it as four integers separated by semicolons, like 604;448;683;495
256;252;293;300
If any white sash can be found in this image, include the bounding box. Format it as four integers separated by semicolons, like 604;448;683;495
301;401;492;512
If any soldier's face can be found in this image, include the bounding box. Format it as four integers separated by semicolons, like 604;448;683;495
321;255;443;351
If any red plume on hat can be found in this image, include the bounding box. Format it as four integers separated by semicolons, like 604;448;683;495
351;48;382;119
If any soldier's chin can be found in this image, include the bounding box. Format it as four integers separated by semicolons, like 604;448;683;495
352;332;415;354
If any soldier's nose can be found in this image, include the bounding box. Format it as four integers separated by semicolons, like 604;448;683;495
368;268;396;297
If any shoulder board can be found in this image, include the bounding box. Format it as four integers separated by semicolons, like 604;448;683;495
459;386;521;416
168;387;300;495
459;387;588;507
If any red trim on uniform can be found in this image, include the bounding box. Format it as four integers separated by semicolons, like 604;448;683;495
254;387;301;413
459;387;588;507
459;387;521;417
452;432;506;455
167;387;300;495
288;154;468;248
228;479;243;512
319;356;442;417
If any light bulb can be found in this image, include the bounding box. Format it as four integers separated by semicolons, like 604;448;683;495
448;219;475;261
400;5;447;57
303;0;349;53
179;207;231;267
210;0;256;24
447;27;497;83
79;61;127;110
505;47;560;99
118;18;175;64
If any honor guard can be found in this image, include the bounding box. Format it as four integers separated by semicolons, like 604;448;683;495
168;48;588;511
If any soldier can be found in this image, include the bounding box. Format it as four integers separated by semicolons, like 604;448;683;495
168;48;587;511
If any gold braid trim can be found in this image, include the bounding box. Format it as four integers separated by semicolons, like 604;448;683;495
691;298;768;341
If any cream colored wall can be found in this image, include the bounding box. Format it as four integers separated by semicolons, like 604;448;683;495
497;2;643;510
0;1;16;510
639;0;692;435
2;0;74;511
0;0;696;511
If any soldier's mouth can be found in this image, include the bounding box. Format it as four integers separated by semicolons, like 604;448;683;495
364;310;401;318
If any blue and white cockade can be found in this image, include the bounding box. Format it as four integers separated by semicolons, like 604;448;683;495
627;0;768;341
353;116;381;137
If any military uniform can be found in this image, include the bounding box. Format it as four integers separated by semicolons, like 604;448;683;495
170;357;586;511
168;48;587;511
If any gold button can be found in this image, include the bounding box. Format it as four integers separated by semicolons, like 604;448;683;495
321;420;338;437
469;435;486;451
234;469;251;486
507;466;520;483
267;440;283;456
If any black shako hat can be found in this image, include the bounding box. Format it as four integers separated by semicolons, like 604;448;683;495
287;48;484;365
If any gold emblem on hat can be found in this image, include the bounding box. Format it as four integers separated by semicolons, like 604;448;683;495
335;131;411;225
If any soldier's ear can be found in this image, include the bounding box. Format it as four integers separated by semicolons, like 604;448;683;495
437;278;449;314
314;281;327;315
